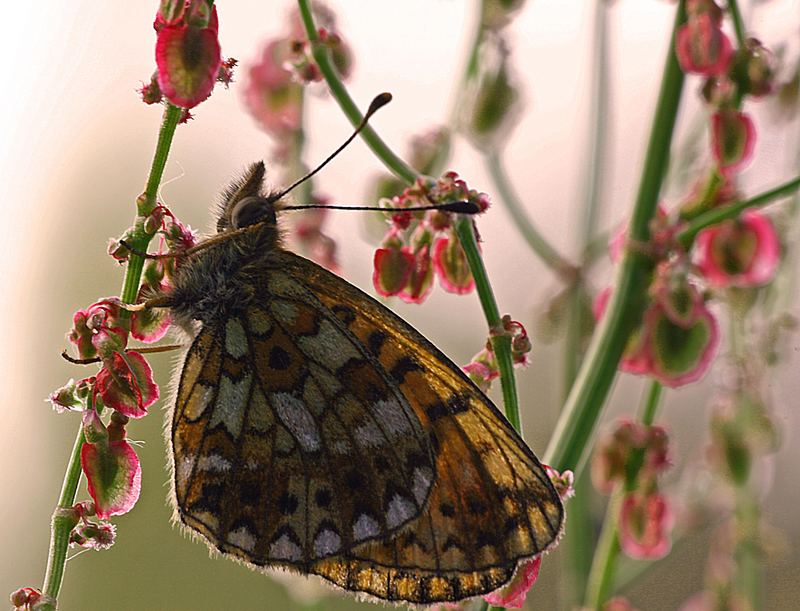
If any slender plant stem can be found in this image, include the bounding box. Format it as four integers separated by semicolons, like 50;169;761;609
454;219;522;432
678;175;800;246
563;4;612;602
38;103;182;611
296;0;417;185
727;0;747;47
484;151;576;279
585;490;623;609
39;428;85;609
545;1;688;474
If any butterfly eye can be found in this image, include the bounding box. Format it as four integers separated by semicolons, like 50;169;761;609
230;196;276;229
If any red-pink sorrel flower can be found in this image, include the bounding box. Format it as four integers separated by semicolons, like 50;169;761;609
432;233;475;294
80;411;142;519
10;587;43;611
676;13;733;77
155;4;222;109
694;210;780;288
619;492;674;560
711;110;756;173
483;556;542;608
729;38;776;98
604;596;639;611
95;351;159;419
592;420;672;493
398;243;435;304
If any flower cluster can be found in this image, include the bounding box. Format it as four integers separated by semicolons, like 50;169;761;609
676;1;775;183
592;419;674;560
241;2;351;154
372;172;489;303
598;194;779;387
463;315;531;392
142;0;234;111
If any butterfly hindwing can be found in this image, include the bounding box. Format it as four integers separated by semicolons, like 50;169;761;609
264;251;564;603
171;280;437;568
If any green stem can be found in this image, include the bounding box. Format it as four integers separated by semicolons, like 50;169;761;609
38;103;182;611
727;0;747;48
584;490;623;610
678;175;800;246
40;428;85;609
484;151;576;279
454;219;521;432
296;0;417;185
544;1;687;474
640;380;662;426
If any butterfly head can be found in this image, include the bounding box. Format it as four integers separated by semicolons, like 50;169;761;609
216;161;281;234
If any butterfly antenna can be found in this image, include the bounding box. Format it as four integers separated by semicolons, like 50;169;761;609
272;92;392;201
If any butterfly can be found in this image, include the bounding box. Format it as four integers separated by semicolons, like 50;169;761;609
149;161;564;604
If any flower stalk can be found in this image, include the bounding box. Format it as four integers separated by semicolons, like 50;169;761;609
545;0;688;474
37;102;182;611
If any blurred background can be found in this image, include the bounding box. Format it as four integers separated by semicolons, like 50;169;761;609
1;1;799;609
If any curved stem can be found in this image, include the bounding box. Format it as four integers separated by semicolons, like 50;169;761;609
678;175;800;246
454;219;521;432
484;151;576;279
38;103;182;611
296;0;417;184
544;1;687;474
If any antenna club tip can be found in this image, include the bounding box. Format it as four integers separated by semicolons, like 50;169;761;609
368;92;393;115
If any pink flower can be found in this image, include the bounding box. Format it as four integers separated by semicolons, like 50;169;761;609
604;596;639;611
676;14;733;77
373;243;414;297
483;556;542;608
619;492;674;560
241;39;302;138
80;412;142;519
644;301;720;387
711;110;756;174
95;351;160;418
695;210;780;288
432;234;475;295
398;244;435;304
155;8;222;109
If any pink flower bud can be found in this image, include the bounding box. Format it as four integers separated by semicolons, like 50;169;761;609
676;14;732;77
730;38;776;98
49;379;85;413
545;465;576;500
10;587;42;610
619;492;674;560
711;110;756;174
695;210;779;288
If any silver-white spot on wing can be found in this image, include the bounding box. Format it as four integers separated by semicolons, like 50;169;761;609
209;373;252;439
183;384;215;420
297;318;361;369
224;318;248;359
386;494;416;529
272;392;321;453
374;397;412;436
270;300;299;326
227;526;257;552
269;534;302;561
313;529;342;557
353;514;380;541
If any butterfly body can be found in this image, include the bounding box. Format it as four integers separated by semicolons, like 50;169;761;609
160;162;564;604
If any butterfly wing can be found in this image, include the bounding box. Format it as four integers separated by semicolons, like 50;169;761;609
265;251;564;603
171;274;437;569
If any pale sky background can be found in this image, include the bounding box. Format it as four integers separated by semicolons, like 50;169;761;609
1;1;799;610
